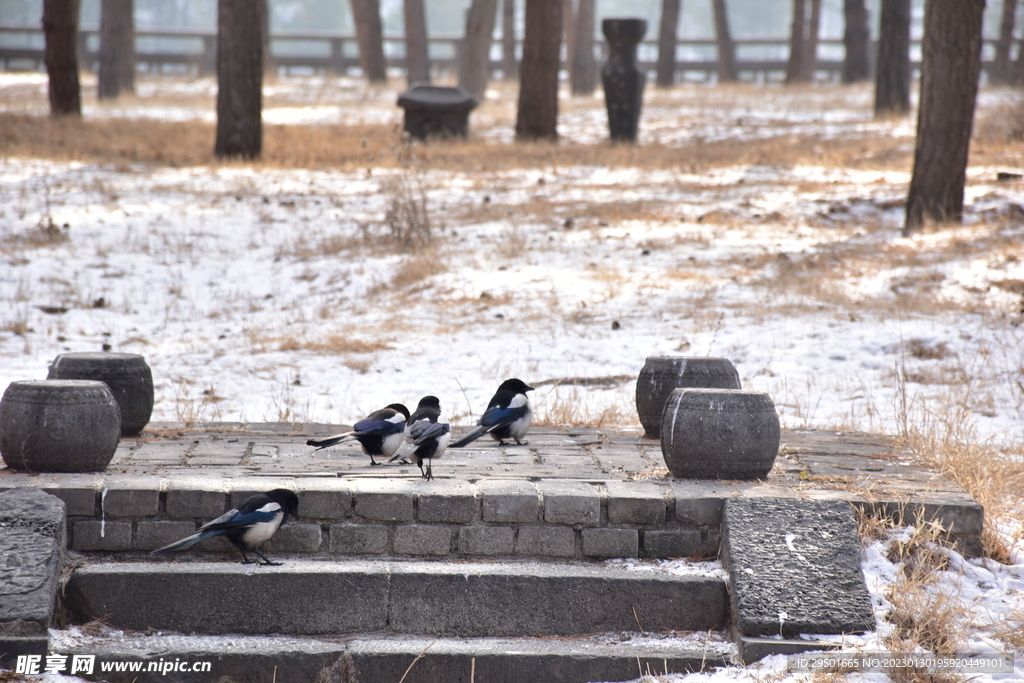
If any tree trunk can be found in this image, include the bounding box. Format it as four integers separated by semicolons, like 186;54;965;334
563;0;575;82
43;0;81;116
993;0;1017;84
904;0;985;234
841;0;871;83
800;0;821;82
785;0;806;84
215;0;263;159
404;0;430;85
712;0;737;83
351;0;387;83
98;0;134;99
874;0;911;116
515;0;562;140
459;0;499;100
501;0;517;80
655;0;680;87
571;0;597;94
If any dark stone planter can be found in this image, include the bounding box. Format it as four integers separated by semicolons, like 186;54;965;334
601;18;647;142
660;388;780;480
635;357;741;439
0;380;121;472
47;352;153;436
397;85;479;140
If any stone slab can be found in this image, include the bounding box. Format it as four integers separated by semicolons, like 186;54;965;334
721;498;875;638
0;488;66;666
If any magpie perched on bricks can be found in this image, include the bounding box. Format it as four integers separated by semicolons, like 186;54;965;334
151;489;299;565
306;403;410;466
451;378;534;448
388;395;450;480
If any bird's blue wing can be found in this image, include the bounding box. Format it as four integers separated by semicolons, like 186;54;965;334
354;417;405;436
201;504;280;532
480;404;526;430
407;419;451;444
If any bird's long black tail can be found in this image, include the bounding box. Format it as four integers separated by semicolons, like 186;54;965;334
151;529;221;555
306;432;354;450
450;426;486;448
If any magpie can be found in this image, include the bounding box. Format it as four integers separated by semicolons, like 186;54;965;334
451;378;534;448
388;395;450;480
306;403;410;465
151;489;299;565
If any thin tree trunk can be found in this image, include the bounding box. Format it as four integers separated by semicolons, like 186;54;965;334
904;0;985;234
801;0;821;82
43;0;81;116
874;0;910;116
516;0;562;140
841;0;871;83
712;0;737;83
215;0;263;159
993;0;1018;84
571;0;597;94
563;0;575;83
501;0;517;80
260;0;274;79
459;0;499;101
785;0;806;84
351;0;387;83
655;0;680;87
98;0;134;99
404;0;430;85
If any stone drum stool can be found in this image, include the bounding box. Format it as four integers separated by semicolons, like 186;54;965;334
0;380;121;472
397;85;479;140
47;352;154;436
601;18;647;142
635;357;741;439
660;388;780;480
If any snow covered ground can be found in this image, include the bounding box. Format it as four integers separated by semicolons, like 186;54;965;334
1;73;1022;682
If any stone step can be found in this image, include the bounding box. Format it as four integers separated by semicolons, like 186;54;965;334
48;631;736;683
65;559;728;638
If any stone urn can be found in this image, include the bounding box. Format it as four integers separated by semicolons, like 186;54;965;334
601;18;647;142
635;357;741;439
660;388;780;480
47;352;153;436
0;380;121;472
396;85;479;140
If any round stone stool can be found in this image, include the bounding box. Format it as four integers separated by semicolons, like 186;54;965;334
47;352;153;435
635;357;741;439
659;388;780;480
0;380;121;472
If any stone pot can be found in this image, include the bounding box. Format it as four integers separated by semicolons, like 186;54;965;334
635;357;741;439
0;380;121;472
601;18;647;142
660;388;780;480
47;352;153;436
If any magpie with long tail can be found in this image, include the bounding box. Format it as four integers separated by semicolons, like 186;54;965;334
388;395;450;480
451;378;534;448
151;489;299;565
306;403;410;465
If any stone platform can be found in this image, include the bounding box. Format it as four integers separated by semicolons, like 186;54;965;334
0;424;983;560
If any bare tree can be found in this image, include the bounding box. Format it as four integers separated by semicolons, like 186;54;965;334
515;0;563;140
351;0;387;83
43;0;81;116
215;0;263;159
459;0;499;100
993;0;1018;84
571;0;597;94
800;0;822;82
904;0;985;234
712;0;737;83
404;0;430;85
501;0;517;80
874;0;910;116
785;0;807;83
842;0;871;83
655;0;680;87
98;0;134;99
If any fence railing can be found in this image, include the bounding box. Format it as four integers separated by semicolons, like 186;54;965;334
1;24;1002;83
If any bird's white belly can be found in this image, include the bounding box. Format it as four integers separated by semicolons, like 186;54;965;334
241;517;283;548
381;432;405;459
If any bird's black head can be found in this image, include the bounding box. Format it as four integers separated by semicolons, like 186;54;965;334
387;403;411;419
499;378;534;394
267;489;300;522
417;395;442;410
